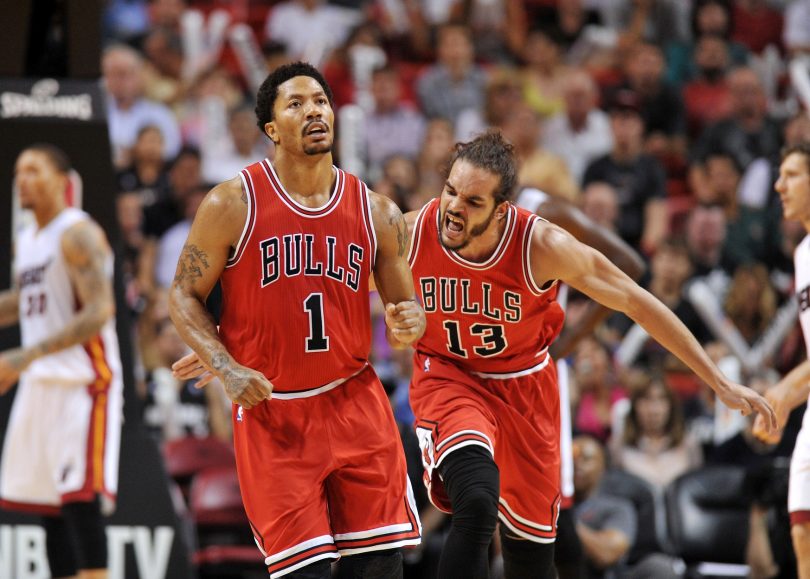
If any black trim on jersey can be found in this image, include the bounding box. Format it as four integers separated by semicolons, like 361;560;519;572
461;279;480;314
346;244;363;292
304;234;324;276
482;283;501;321
283;233;303;277
504;292;521;323
439;278;458;313
421;278;437;312
325;236;345;283
260;238;279;287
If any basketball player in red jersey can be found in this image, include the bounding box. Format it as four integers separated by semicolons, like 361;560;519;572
169;62;425;579
403;131;776;578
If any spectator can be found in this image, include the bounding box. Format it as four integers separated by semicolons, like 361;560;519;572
543;69;613;184
619;42;686;159
455;71;523;141
141;25;184;106
573;435;636;579
691;67;783;171
116;190;145;313
264;0;362;66
520;27;571;118
666;0;749;86
682;34;733;140
583;89;668;254
448;0;527;63
732;0;783;55
572;336;627;443
201;103;269;184
374;155;420;211
362;65;426;178
698;152;783;271
116;124;170;205
610;377;703;493
581;181;620;232
723;264;779;347
416;22;487;127
501;104;579;202
102;44;182;168
416;118;455;197
684;204;731;284
138;147;202;298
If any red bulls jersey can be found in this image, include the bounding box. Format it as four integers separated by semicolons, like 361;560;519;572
219;160;376;395
409;198;564;375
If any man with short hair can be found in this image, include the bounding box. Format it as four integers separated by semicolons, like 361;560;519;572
0;144;124;579
169;62;425;578
755;143;810;579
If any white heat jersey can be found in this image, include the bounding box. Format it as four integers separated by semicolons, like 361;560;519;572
788;234;810;516
797;235;810;361
14;208;122;387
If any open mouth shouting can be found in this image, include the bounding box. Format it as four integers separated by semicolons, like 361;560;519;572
443;211;466;242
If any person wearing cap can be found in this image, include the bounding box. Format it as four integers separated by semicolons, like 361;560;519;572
582;89;669;255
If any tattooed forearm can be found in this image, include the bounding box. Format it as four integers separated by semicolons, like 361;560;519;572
0;289;20;328
22;222;117;363
241;186;248;205
174;244;211;289
390;212;409;257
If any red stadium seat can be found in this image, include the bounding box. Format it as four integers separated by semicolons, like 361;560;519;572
189;466;266;576
162;436;236;482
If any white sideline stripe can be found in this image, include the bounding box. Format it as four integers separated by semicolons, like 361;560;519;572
339;538;422;557
272;364;367;399
436;429;493;452
334;522;412;541
271;552;339;578
499;498;553;531
265;535;334;565
471;353;549;379
498;515;556;544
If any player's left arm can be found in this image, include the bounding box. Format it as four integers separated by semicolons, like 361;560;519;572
531;221;777;432
0;220;115;393
369;192;425;349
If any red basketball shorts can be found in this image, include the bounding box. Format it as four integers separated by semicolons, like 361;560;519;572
233;364;421;578
410;351;561;543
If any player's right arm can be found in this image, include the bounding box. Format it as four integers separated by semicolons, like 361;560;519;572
753;359;810;443
0;288;20;329
169;178;272;408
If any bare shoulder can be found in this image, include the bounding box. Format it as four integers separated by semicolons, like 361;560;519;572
368;190;409;257
531;217;576;252
61;219;110;264
194;177;247;244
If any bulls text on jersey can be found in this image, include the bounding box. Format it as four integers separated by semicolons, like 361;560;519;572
420;277;522;323
259;233;364;291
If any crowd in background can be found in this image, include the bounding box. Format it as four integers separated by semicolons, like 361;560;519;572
98;1;810;577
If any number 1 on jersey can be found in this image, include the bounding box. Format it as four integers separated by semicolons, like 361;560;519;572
304;293;330;352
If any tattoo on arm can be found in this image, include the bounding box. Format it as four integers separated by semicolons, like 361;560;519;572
241;187;247;205
174;243;211;290
390;212;409;257
30;224;113;360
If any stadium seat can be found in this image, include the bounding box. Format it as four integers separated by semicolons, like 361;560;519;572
601;469;666;565
162;436;236;486
189;466;266;577
666;465;750;578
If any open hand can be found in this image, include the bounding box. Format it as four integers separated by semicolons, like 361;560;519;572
752;385;792;444
172;352;217;388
